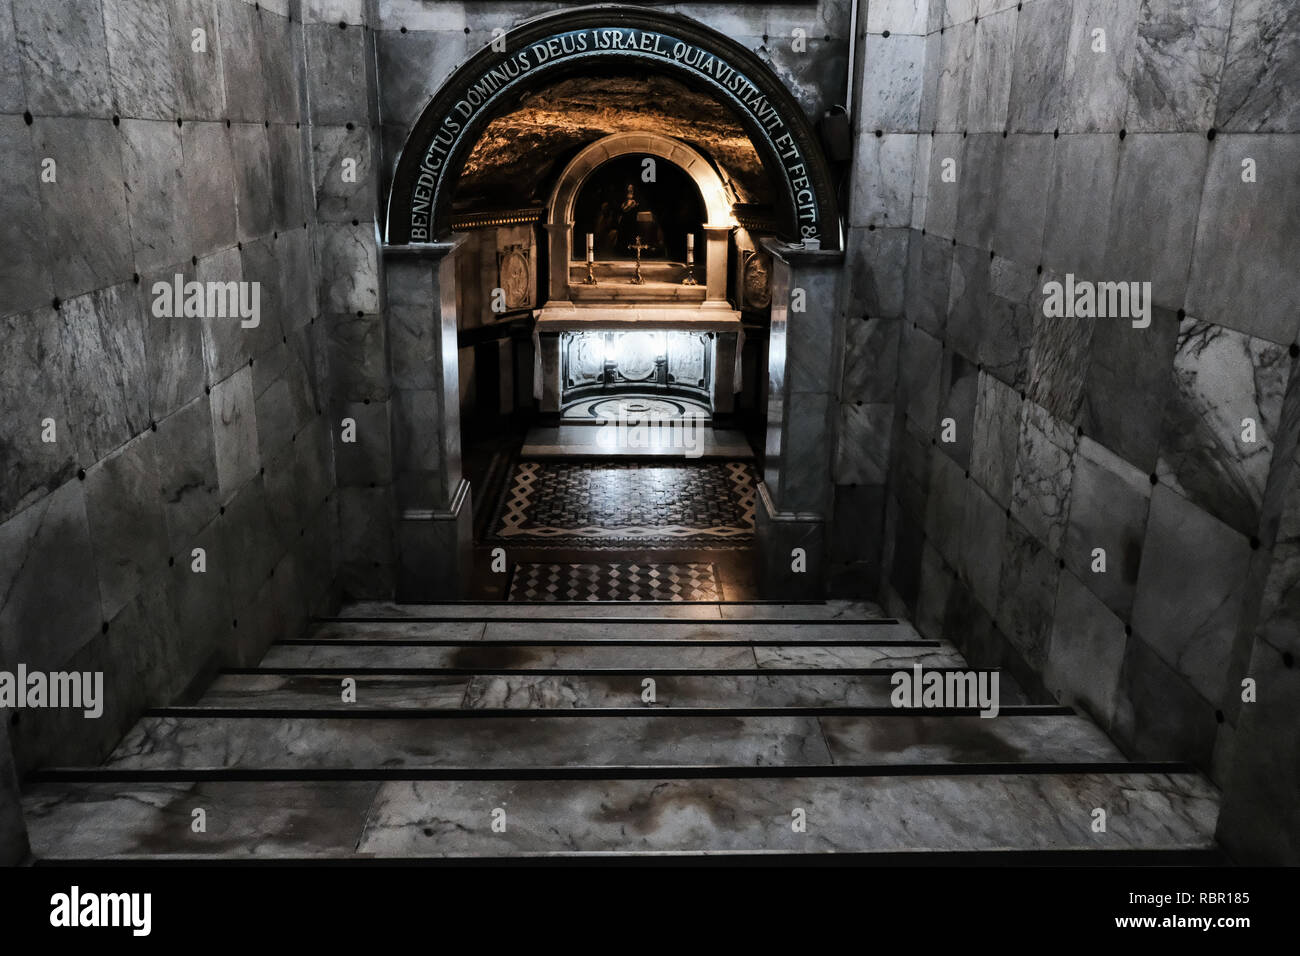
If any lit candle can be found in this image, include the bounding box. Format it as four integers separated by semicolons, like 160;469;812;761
586;232;594;263
686;232;694;265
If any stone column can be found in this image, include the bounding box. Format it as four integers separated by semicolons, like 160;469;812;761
702;223;731;305
545;221;572;303
383;242;473;600
755;238;843;599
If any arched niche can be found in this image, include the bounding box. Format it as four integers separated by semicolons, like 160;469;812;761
385;4;840;250
544;131;735;305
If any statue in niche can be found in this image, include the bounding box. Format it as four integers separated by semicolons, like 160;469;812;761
592;182;665;259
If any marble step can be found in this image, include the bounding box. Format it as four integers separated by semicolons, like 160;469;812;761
22;771;1220;859
89;712;1124;772
256;641;966;672
334;600;886;621
195;671;1033;711
307;619;923;644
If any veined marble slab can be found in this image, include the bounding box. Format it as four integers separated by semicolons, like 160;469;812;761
99;713;1128;773
718;600;887;620
196;673;991;711
336;601;727;620
199;674;473;710
101;715;835;771
23;772;1219;859
819;714;1125;765
24;780;380;859
357;772;1219;856
306;619;927;644
258;642;955;671
259;642;760;671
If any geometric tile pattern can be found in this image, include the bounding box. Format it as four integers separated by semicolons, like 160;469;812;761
488;461;756;549
507;562;722;602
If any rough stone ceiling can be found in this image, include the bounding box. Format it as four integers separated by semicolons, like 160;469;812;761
453;73;774;211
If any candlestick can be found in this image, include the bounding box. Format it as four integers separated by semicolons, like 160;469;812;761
682;232;698;286
583;232;598;284
586;232;594;263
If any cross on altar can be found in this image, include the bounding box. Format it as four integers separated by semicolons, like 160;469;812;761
627;237;647;284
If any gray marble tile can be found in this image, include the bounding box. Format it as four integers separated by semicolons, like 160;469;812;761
317;221;381;314
102;0;178;120
718;600;888;621
935;20;973;132
905;231;953;336
995;517;1060;673
0;718;28;865
1045;569;1128;727
0;479;101;671
220;474;279;611
1006;0;1073;132
1081;304;1179;473
104;714;834;770
856;33;924;132
978;256;1034;389
841;317;900;404
954;133;1003;248
153;395;220;551
1060;0;1139;132
1215;638;1300;864
267;124;308;232
217;0;265;121
257;8;300;124
1064;437;1151;618
1156;320;1290;537
0;0;22;113
181;121;236;259
1041;132;1120;277
59;281;149;462
1010;400;1077;554
237;237;289;360
83;433;169;622
1105;133;1209;309
202;673;471;709
936;350;979;470
141;262;206;422
230;122;272;241
25;781;380;859
991;133;1053;264
120;120;189;274
358;771;1218;856
924;446;967;567
334;398;393;487
946;244;991;361
835;402;892;485
821;713;1125;765
209;364;261;500
970;369;1021;508
33;118;133;297
0;305;79;523
1127;0;1233;132
311;124;376;223
849;132;916;228
1215;0;1300;132
923;132;963;237
892;417;933;523
957;474;1007;613
0;116;52;318
1111;634;1219;767
1186;135;1300;346
170;0;225;119
1130;485;1251;703
376;30;467;131
965;8;1015;132
14;0;112;115
868;0;931;34
305;21;369;124
1026;297;1094;423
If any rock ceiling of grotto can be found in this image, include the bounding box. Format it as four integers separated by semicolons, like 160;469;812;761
452;73;774;212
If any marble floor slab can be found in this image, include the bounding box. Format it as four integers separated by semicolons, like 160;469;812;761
198;672;981;711
521;425;754;460
334;601;729;619
357;772;1219;856
101;715;836;771
718;600;888;619
476;620;925;644
819;714;1125;765
257;642;957;671
23;771;1219;860
24;780;380;859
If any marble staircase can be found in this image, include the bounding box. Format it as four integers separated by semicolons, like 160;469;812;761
21;601;1222;861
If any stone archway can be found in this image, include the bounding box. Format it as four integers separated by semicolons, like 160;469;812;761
385;4;840;250
543;131;736;305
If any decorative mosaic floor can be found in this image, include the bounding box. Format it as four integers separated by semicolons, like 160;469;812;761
507;562;722;601
486;460;757;549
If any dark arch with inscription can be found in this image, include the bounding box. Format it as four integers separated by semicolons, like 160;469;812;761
385;4;841;250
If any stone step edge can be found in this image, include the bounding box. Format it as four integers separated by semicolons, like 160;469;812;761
145;705;1075;719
